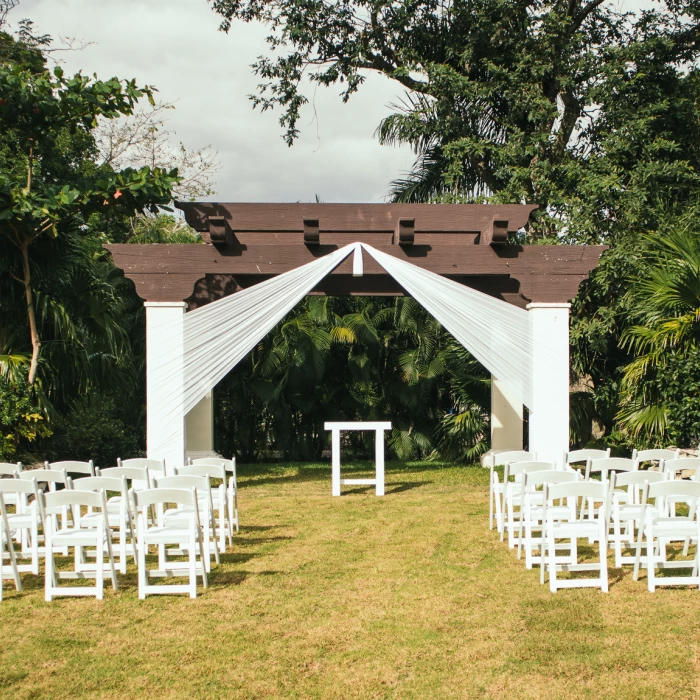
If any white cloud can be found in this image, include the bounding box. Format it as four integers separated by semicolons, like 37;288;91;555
11;0;415;202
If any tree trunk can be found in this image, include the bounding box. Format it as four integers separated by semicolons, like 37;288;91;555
20;241;41;385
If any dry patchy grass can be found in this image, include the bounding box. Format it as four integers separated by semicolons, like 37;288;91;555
1;462;699;699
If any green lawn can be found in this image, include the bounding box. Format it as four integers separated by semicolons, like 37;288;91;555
1;462;699;698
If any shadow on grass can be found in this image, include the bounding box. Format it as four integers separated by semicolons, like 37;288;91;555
340;481;430;495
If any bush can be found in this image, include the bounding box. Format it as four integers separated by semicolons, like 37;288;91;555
0;377;51;461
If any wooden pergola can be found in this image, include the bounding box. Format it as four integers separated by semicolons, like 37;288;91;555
105;203;606;466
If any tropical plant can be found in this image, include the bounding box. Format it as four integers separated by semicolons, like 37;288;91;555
617;218;700;441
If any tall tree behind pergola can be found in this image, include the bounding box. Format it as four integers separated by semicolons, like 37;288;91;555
106;203;605;466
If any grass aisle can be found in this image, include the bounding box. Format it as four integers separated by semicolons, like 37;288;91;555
1;462;699;699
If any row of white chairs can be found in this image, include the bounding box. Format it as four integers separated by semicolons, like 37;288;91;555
484;449;700;592
0;456;239;600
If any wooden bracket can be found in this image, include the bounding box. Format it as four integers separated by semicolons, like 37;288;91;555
479;218;509;245
208;216;235;246
394;219;415;246
304;219;320;245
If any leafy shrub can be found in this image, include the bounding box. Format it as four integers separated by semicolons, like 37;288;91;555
0;377;51;461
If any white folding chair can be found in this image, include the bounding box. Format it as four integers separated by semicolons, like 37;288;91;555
190;457;238;533
98;466;152;525
153;475;220;571
582;457;638;519
0;478;43;575
483;451;536;532
133;488;208;599
70;476;137;575
541;481;609;592
517;470;579;569
0;462;23;545
501;461;553;547
41;489;118;600
29;468;70;552
0;492;22;600
177;463;232;550
46;460;95;477
633;480;700;591
609;471;668;567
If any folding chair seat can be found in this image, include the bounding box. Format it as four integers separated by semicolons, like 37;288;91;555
46;460;95;478
517;470;579;569
134;488;208;599
190;457;239;533
41;489;118;600
177;463;232;550
0;491;22;600
70;476;136;574
96;466;151;516
541;481;609;592
501;461;554;548
609;471;668;567
0;478;43;575
153;475;220;571
633;480;700;591
483;451;536;533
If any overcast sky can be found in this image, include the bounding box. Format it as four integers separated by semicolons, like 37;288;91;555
9;0;654;203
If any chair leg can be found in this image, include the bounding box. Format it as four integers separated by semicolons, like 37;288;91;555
189;528;197;599
137;517;147;600
45;527;54;602
105;527;118;592
96;524;104;601
599;520;609;593
548;530;557;593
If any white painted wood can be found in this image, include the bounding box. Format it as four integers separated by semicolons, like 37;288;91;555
185;392;214;454
527;303;570;466
490;376;523;451
324;422;391;497
145;302;187;469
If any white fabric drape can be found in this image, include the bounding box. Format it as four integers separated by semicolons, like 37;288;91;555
149;241;558;451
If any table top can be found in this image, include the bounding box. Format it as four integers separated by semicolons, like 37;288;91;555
324;421;392;431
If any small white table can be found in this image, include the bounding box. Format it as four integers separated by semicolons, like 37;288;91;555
324;421;392;497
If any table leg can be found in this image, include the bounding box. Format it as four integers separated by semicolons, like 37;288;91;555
375;429;385;496
331;429;341;497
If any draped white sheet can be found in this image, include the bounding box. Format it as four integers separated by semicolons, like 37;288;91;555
148;241;558;453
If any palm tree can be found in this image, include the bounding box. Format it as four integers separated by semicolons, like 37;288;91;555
617;219;700;439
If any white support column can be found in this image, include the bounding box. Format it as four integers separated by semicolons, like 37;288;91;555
185;392;215;459
145;301;187;470
527;302;570;466
490;376;523;452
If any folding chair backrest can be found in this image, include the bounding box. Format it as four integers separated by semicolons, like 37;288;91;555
566;448;610;465
0;462;21;476
46;460;95;475
587;458;637;481
154;475;209;492
43;488;104;510
119;458;165;476
662;458;700;480
488;451;536;468
0;478;39;496
69;476;127;494
610;470;667;490
633;448;680;463
98;466;150;489
28;468;68;488
133;487;197;510
176;463;226;480
523;470;578;490
504;461;553;481
646;480;700;502
548;480;606;503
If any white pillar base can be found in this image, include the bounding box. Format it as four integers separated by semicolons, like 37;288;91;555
186;392;215;459
527;303;570;466
145;302;186;470
491;376;523;452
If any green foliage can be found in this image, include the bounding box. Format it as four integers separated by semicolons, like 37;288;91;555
215;296;490;462
0;375;50;460
617;217;700;442
39;393;142;467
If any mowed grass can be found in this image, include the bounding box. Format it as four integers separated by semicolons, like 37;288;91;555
1;462;700;699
